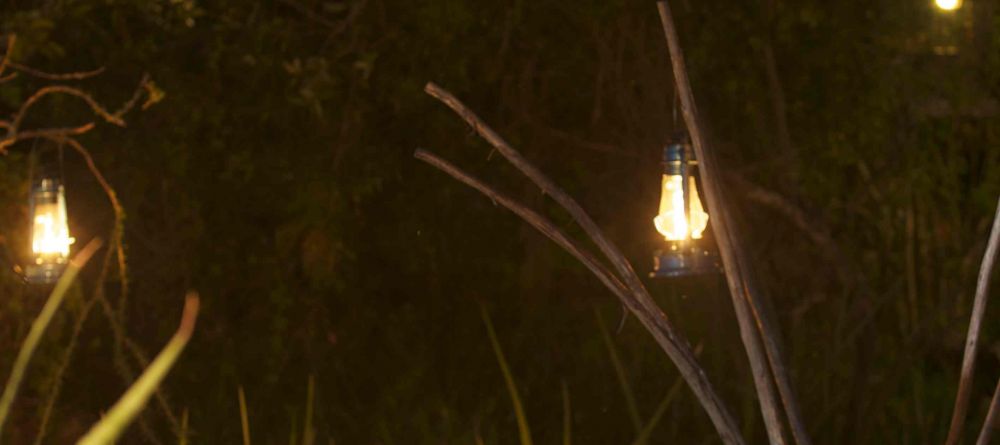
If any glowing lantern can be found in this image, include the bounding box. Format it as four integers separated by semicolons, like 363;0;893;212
650;138;718;278
935;0;961;11
26;177;74;284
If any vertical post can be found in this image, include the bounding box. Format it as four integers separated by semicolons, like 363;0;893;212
656;2;812;445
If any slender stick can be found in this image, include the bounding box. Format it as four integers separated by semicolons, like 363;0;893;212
976;377;1000;445
656;3;807;444
415;147;745;444
946;196;1000;445
415;150;632;301
424;83;653;310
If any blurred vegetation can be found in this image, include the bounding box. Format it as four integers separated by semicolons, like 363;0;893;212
0;0;997;443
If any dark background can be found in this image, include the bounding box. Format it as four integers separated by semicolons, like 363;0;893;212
0;0;998;443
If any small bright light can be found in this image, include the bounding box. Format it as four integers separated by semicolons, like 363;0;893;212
30;179;74;263
935;0;962;11
653;174;708;242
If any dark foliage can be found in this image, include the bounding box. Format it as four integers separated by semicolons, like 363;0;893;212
0;0;997;443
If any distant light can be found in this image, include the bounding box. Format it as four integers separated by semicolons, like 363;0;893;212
935;0;962;11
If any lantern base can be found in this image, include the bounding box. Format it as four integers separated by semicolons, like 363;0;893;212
25;262;65;285
651;243;720;278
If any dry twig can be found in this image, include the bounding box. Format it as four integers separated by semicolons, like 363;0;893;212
976;377;1000;445
945;196;1000;445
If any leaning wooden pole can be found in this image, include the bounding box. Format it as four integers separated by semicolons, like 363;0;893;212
945;195;1000;445
656;2;811;445
975;377;1000;445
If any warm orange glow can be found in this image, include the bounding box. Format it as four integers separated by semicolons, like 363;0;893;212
653;174;708;241
935;0;961;10
31;182;74;263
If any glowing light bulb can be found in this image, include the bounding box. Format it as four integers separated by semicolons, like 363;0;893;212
653;174;708;242
935;0;962;11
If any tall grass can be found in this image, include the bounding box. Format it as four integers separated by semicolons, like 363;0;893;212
481;305;533;445
238;386;251;445
0;239;102;438
77;292;200;445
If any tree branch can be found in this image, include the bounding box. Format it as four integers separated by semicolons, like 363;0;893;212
945;195;1000;445
6;61;105;81
415;149;631;301
0;35;16;80
976;377;1000;445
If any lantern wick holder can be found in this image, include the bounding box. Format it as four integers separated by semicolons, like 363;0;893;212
651;240;719;278
650;139;720;278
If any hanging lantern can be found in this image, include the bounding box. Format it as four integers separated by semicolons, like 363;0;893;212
651;138;718;278
25;175;74;284
934;0;961;11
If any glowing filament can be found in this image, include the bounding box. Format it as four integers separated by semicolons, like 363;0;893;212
653;174;708;241
31;181;74;263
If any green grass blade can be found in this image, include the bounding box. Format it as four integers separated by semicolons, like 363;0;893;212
238;386;251;445
562;381;572;445
0;238;102;439
481;305;533;445
595;309;643;437
77;291;200;445
631;374;685;445
179;408;189;445
304;374;315;445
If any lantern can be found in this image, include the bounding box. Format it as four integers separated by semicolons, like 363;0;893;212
935;0;961;11
25;176;74;284
650;138;718;278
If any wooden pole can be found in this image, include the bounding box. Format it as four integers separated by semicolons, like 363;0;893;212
946;196;1000;445
656;2;813;444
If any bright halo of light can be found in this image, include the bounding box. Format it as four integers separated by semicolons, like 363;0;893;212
935;0;962;11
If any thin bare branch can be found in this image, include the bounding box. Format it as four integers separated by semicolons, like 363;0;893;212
13;85;125;130
7;61;106;81
976;377;1000;445
0;35;16;79
2;73;151;153
0;123;96;152
728;172;862;290
415;149;632;301
946;195;1000;445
